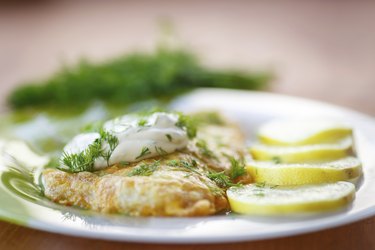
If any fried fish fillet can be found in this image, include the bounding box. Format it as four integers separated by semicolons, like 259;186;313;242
42;114;251;216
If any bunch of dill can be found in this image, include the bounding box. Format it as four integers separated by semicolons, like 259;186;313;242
8;47;271;109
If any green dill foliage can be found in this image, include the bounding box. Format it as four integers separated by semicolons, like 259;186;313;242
135;147;151;160
165;134;172;142
167;159;179;166
254;191;265;197
137;118;148;127
252;182;278;197
155;146;168;156
228;157;246;180
175;113;197;139
207;171;238;189
207;156;246;188
195;139;217;159
127;161;160;177
100;129;119;165
253;182;267;197
255;182;266;188
168;159;200;175
119;161;130;167
60;129;119;173
193;112;225;125
272;156;282;164
255;182;279;189
8;46;271;110
167;157;241;191
60;139;102;173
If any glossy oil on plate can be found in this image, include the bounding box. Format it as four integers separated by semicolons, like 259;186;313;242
0;88;375;244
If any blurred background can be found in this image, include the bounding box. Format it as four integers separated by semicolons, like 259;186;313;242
0;1;374;114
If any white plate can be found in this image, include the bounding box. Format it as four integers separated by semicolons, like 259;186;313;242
1;88;375;244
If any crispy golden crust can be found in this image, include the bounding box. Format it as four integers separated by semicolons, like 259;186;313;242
188;124;247;172
42;115;251;216
42;154;228;216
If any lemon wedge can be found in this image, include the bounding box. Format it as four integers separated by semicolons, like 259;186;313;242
246;157;362;185
227;182;355;215
258;120;352;146
250;137;353;163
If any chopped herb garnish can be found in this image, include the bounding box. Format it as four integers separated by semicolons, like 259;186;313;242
60;129;119;173
119;161;130;167
193;112;225;125
228;157;246;180
99;129;119;165
167;159;179;167
61;147;98;173
272;156;282;164
255;182;266;188
206;156;245;188
7;45;271;110
135;147;151;160
127;161;160;177
195;139;217;159
155;146;168;156
254;192;265;197
191;159;198;167
207;171;238;189
179;160;199;173
175;113;197;139
138;118;148;127
165;134;172;142
167;159;201;175
167;157;241;192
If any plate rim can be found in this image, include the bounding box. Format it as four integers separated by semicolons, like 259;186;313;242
1;88;375;244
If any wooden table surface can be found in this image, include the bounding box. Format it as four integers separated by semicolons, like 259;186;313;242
0;1;375;249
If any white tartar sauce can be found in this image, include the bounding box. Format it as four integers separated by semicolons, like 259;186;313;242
61;112;188;170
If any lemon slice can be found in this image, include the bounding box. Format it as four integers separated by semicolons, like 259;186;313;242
250;137;353;163
258;120;352;146
227;182;355;215
246;157;362;185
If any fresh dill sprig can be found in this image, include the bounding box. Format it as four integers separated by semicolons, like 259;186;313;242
155;146;168;156
137;118;148;127
165;134;172;142
135;147;151;160
272;156;282;164
60;130;119;173
253;182;267;197
8;47;271;110
99;129;119;166
127;160;160;177
207;156;245;188
167;158;239;192
192;112;225;125
228;156;246;180
119;161;130;167
60;138;103;173
175;113;197;139
167;159;179;167
207;171;238;189
180;159;199;174
167;159;200;175
195;139;217;159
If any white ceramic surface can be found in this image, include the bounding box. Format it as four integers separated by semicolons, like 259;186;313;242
1;88;375;244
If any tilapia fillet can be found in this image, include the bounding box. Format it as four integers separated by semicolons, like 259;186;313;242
42;121;250;216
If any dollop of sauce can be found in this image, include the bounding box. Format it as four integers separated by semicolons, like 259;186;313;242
61;112;188;170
